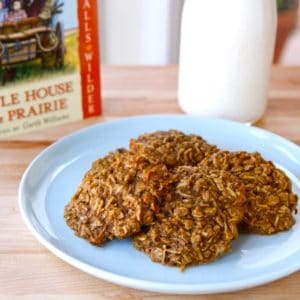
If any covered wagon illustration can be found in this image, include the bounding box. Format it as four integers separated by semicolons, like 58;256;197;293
0;0;65;83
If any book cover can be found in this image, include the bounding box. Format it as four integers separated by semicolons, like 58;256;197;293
0;0;101;138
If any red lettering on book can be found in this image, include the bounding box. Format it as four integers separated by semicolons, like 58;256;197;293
79;0;102;118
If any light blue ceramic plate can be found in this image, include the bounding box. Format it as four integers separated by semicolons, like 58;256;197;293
19;115;300;294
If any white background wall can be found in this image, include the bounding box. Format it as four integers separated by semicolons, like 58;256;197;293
99;0;185;65
99;1;300;65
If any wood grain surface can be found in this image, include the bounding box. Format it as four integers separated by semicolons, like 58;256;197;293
0;65;300;299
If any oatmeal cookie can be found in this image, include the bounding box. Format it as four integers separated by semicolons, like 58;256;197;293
133;166;246;270
64;149;171;245
130;130;218;168
200;151;298;234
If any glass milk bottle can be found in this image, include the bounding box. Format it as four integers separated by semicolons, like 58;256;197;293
178;0;277;123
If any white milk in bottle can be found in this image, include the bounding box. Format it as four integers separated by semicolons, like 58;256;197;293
178;0;277;123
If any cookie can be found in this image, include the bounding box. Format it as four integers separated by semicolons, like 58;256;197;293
133;166;246;270
200;151;298;234
64;149;171;245
130;130;218;168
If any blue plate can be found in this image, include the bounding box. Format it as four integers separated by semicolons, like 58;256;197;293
19;115;300;294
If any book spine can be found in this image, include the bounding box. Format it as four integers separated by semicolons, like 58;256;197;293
78;0;102;118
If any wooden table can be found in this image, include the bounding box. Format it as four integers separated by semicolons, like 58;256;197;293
1;66;300;299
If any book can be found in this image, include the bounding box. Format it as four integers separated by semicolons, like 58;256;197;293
0;0;101;138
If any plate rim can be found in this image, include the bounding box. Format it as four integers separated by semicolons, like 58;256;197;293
18;114;300;294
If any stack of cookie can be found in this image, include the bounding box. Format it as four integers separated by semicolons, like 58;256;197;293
64;130;298;270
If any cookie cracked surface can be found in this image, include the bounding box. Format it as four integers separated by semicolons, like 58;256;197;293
200;151;298;234
130;130;218;168
64;149;171;245
133;166;246;270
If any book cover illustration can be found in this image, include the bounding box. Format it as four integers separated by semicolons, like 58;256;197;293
0;0;101;138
